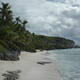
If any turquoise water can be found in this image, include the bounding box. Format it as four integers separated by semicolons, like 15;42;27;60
48;48;80;80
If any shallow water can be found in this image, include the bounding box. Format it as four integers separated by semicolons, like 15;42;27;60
48;48;80;80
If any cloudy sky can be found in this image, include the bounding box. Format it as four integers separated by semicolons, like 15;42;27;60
0;0;80;44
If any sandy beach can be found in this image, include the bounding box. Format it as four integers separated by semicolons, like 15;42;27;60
0;51;61;80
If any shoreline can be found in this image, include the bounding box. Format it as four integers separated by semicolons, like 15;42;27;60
0;51;61;80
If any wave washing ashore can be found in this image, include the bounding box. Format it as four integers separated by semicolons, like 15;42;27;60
48;48;80;80
0;51;61;80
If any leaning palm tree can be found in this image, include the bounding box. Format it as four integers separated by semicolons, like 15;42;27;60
0;2;13;25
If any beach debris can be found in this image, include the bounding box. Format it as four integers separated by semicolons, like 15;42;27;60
2;70;21;80
37;61;52;65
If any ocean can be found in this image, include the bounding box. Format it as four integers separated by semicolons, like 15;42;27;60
48;48;80;80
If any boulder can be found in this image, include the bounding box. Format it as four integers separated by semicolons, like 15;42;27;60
0;51;20;61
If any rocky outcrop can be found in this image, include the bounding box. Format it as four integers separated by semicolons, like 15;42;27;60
2;70;21;80
0;51;20;61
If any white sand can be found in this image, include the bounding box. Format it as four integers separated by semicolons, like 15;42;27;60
0;51;61;80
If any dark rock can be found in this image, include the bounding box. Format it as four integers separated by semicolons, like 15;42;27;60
2;70;21;80
37;61;52;65
0;51;21;61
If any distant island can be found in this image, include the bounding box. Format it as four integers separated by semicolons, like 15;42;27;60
0;2;75;60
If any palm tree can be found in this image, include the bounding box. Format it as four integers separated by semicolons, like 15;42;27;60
32;33;35;36
22;20;28;29
15;17;21;24
0;2;13;25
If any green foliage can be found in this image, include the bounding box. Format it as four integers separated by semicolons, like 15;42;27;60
0;40;8;53
0;3;13;25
